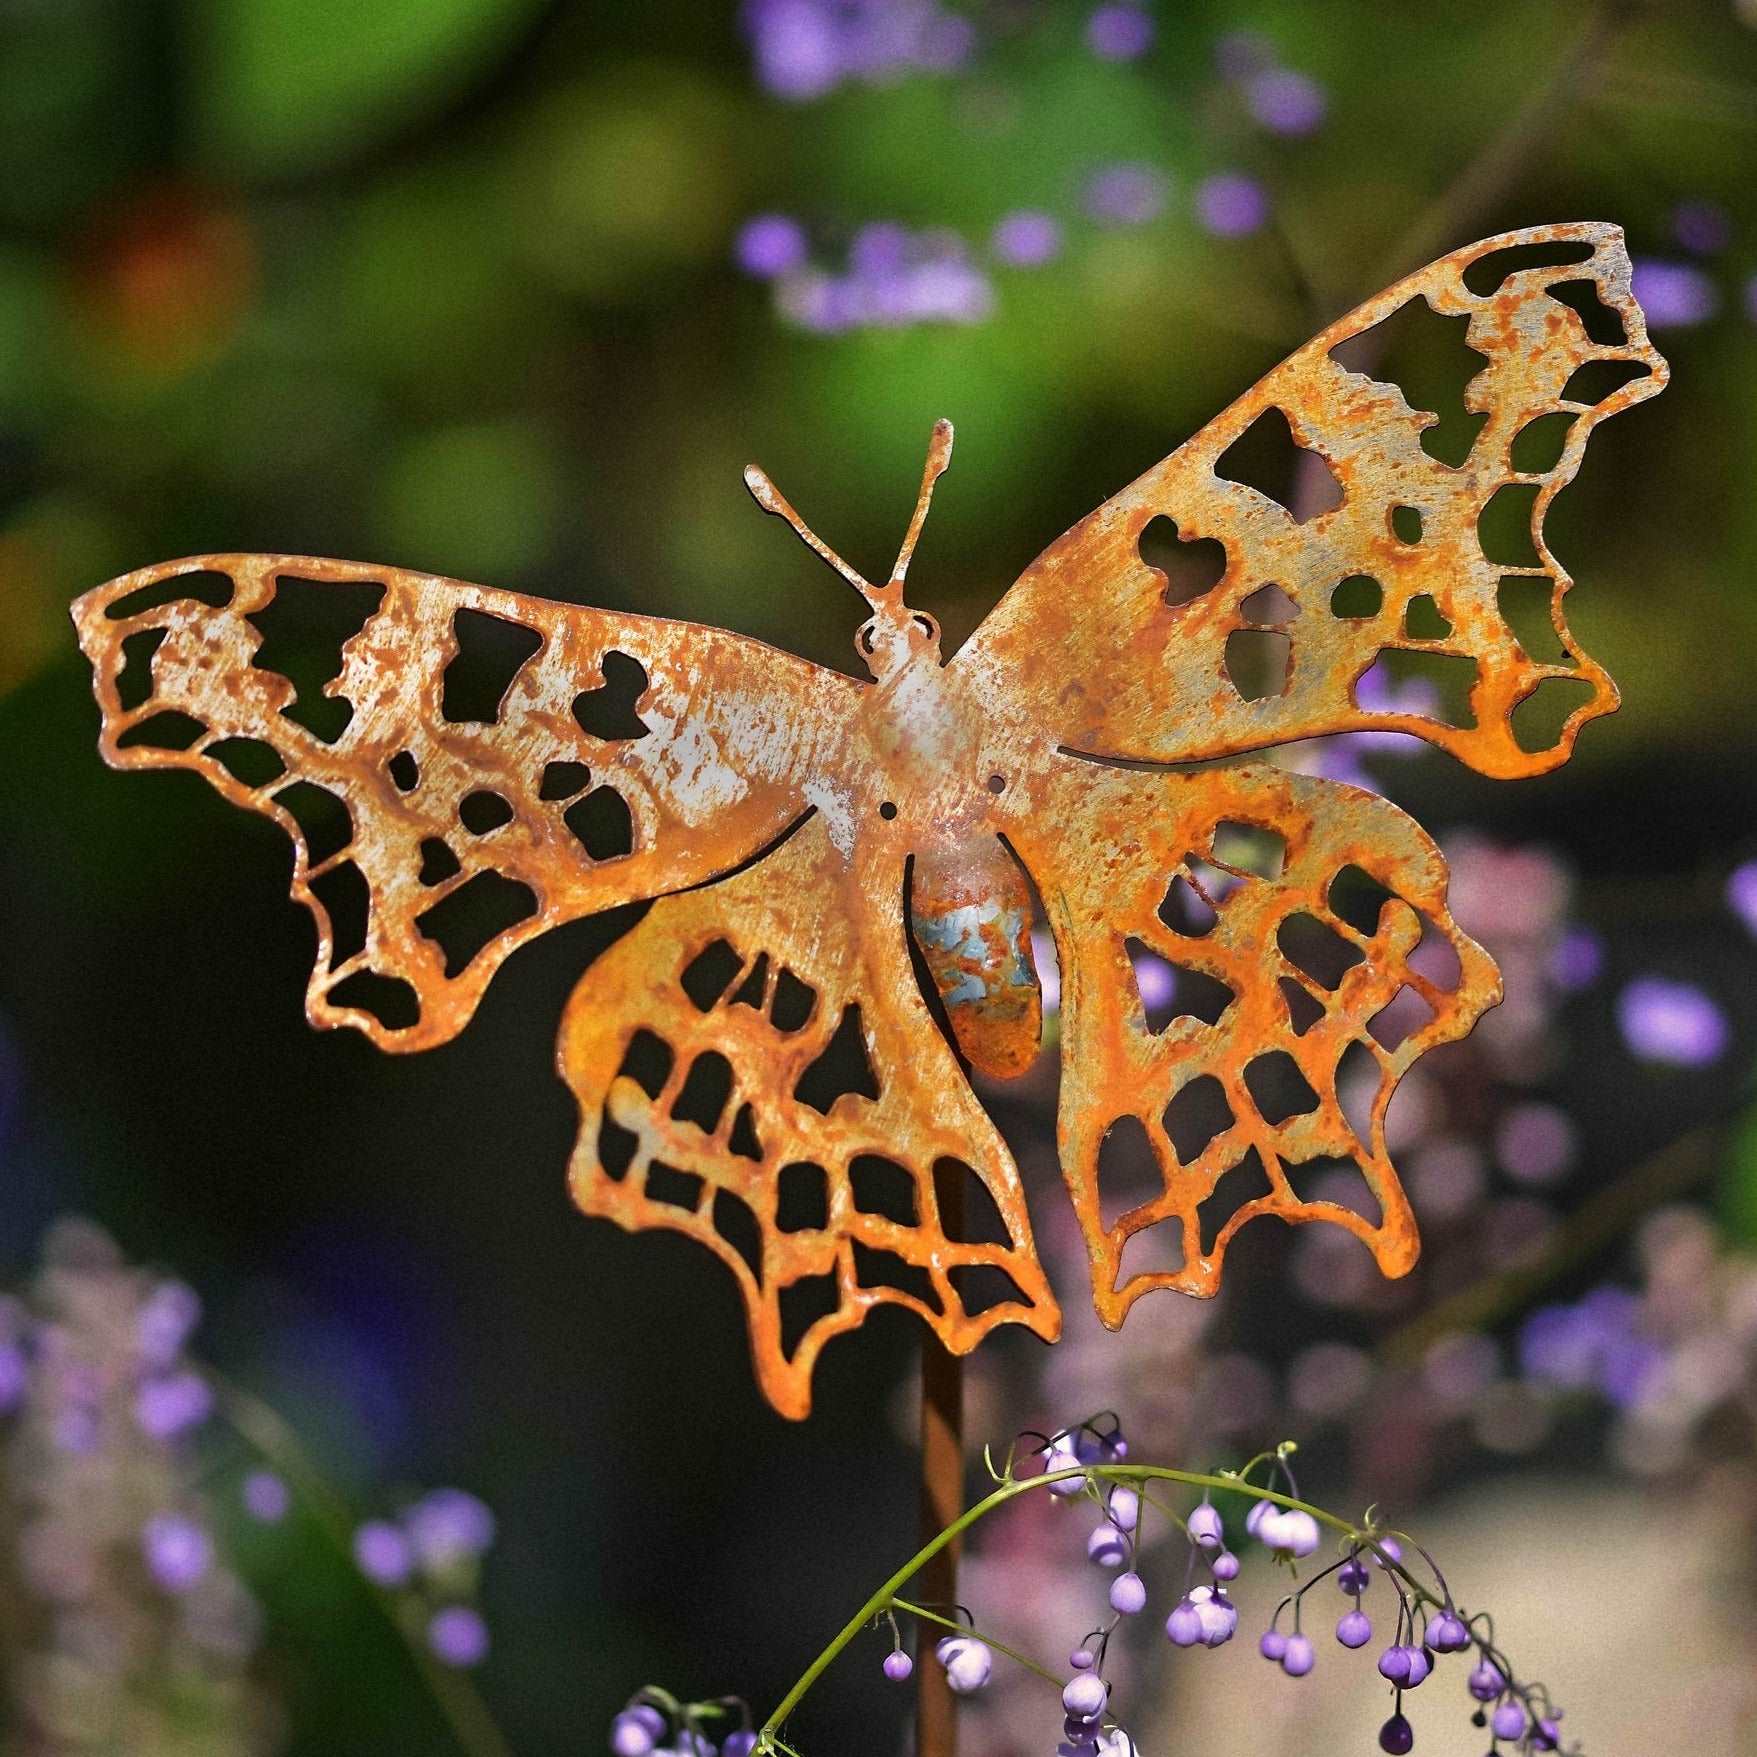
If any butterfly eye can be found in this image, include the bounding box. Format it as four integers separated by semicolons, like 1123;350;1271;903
858;623;880;655
910;613;939;644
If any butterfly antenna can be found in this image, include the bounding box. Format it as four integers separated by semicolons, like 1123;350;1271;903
888;418;954;591
743;463;876;601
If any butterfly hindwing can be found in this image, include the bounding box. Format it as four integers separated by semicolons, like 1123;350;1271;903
956;222;1666;777
1010;755;1498;1324
72;554;861;1050
559;814;1061;1418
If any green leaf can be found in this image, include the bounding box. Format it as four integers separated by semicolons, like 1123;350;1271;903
188;0;543;178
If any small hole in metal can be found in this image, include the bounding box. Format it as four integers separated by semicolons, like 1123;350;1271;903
879;801;898;820
986;775;1006;793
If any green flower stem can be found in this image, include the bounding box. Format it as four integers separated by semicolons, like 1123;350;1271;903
757;1464;1444;1752
887;1597;1062;1691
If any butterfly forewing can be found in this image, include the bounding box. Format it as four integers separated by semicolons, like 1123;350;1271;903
559;815;1060;1417
955;221;1666;778
72;554;862;1051
1010;757;1498;1323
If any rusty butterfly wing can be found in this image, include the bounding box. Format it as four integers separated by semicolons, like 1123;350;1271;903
957;223;1666;1321
72;554;861;1050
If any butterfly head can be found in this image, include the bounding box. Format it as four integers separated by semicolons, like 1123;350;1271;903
744;419;954;685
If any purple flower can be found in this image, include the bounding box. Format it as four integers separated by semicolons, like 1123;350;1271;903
1245;68;1327;135
1186;1501;1223;1549
883;1648;913;1681
735;213;808;279
1727;860;1757;936
1672;199;1731;255
936;1633;992;1693
1616;975;1727;1066
136;1280;201;1368
1492;1700;1527;1741
142;1511;212;1593
1493;1102;1576;1186
1549;923;1605;990
612;1707;668;1757
242;1470;291;1523
1087;1520;1128;1567
743;0;976;100
0;1339;28;1414
354;1518;414;1587
1086;5;1153;61
134;1369;213;1440
1084;163;1167;228
1630;258;1720;329
1110;1570;1147;1614
408;1487;496;1569
990;210;1062;268
428;1604;490;1667
1195;172;1270;238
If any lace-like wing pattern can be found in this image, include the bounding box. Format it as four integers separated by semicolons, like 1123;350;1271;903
72;555;858;1051
957;222;1668;777
1011;758;1497;1325
559;817;1060;1417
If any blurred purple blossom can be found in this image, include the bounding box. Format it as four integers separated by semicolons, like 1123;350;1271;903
0;1339;26;1413
990;210;1063;268
743;0;975;101
428;1603;490;1667
408;1487;496;1569
776;227;994;331
1671;199;1731;255
1086;5;1154;62
1194;171;1269;238
1084;163;1167;228
1245;67;1327;135
1519;1289;1664;1410
1726;860;1757;935
1494;1102;1577;1186
1549;924;1605;991
142;1511;213;1593
243;1469;291;1523
354;1518;415;1587
735;213;809;279
1616;975;1727;1067
134;1367;213;1439
136;1279;201;1369
1629;258;1720;328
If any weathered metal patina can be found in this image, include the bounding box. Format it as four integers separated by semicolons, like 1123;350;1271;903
71;224;1666;1417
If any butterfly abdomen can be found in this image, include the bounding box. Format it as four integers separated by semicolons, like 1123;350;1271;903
910;837;1041;1081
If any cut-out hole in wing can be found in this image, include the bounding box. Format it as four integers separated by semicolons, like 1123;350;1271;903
1138;516;1229;607
1215;406;1343;521
247;577;385;744
442;609;543;724
572;651;651;741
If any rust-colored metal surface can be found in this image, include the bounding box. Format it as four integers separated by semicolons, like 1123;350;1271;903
71;224;1666;1417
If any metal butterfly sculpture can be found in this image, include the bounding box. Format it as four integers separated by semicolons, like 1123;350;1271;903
73;224;1665;1417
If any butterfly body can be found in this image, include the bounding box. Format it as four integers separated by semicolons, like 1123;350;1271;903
72;223;1667;1417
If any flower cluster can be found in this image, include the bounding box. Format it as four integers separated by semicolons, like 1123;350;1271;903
352;1485;497;1666
610;1689;758;1757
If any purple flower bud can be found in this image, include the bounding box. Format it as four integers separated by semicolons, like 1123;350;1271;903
142;1512;212;1593
1069;1647;1096;1671
1166;1599;1204;1647
1373;1537;1403;1567
1088;1521;1129;1568
883;1650;913;1682
242;1470;291;1523
1337;1558;1370;1595
1534;1714;1563;1750
1244;68;1327;136
1403;1646;1433;1688
1258;1628;1288;1661
1336;1609;1372;1648
1468;1660;1506;1701
1110;1570;1147;1615
1617;974;1727;1065
1209;1548;1239;1581
1063;1673;1108;1717
408;1488;495;1569
1377;1712;1415;1755
936;1635;992;1694
134;1370;213;1440
1086;4;1154;61
1107;1486;1140;1532
1189;1585;1237;1647
735;214;808;280
722;1734;757;1757
611;1706;666;1757
354;1519;414;1588
1187;1502;1224;1549
1280;1633;1314;1677
137;1281;201;1368
1491;1701;1527;1741
1194;172;1269;239
1244;1499;1275;1538
1044;1436;1085;1494
1378;1645;1412;1684
990;211;1062;269
428;1604;489;1667
1424;1610;1470;1652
